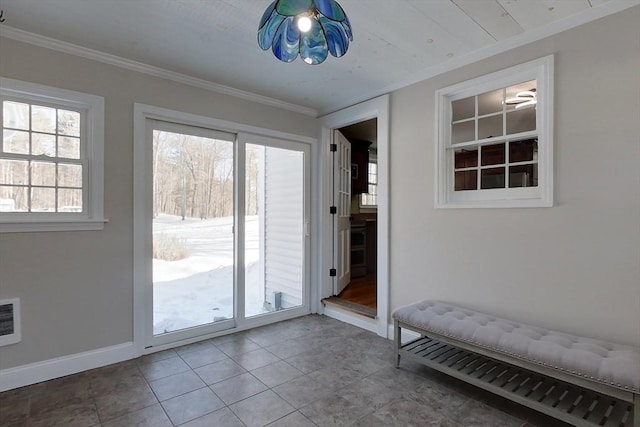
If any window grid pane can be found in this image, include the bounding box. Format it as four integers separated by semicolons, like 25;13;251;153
450;80;538;192
452;138;539;192
1;99;85;213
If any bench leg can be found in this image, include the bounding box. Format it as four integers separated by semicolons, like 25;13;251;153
634;393;640;427
394;319;401;368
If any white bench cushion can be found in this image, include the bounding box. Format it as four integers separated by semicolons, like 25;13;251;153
393;300;640;392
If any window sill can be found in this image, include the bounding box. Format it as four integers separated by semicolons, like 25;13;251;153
0;219;108;233
435;199;552;209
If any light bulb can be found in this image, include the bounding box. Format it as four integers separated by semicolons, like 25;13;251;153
297;16;312;32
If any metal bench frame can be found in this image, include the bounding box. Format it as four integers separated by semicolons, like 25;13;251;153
395;320;639;427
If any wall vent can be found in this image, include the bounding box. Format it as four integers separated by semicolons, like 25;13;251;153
0;298;21;346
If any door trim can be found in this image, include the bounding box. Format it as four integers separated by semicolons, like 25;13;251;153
316;95;390;338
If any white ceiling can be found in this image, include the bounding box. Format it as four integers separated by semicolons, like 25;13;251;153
0;0;636;116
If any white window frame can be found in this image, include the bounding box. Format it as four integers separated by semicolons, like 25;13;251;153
435;55;554;208
359;155;378;211
0;78;105;232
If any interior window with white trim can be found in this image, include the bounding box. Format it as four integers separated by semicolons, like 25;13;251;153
0;78;105;232
435;56;553;208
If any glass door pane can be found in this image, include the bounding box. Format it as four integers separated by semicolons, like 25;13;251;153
245;144;305;317
152;129;234;335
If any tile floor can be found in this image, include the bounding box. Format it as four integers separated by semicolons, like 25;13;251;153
0;314;570;426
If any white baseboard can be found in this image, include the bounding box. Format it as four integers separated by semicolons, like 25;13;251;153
320;307;422;344
323;305;379;334
0;342;135;392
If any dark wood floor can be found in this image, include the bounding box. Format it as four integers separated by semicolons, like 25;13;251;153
337;273;376;309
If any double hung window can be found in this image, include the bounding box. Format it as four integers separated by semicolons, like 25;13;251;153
435;56;553;208
0;78;105;231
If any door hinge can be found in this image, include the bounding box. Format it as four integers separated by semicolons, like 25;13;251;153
329;206;337;215
330;143;337;152
329;268;337;277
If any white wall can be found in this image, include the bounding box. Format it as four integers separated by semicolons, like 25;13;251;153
0;37;317;370
389;7;640;346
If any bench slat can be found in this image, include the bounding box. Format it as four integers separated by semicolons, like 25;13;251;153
527;378;556;402
571;391;600;420
541;383;570;407
555;387;583;412
602;401;632;427
482;365;509;384
433;348;463;364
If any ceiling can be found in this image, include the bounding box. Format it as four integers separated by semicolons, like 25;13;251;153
0;0;635;116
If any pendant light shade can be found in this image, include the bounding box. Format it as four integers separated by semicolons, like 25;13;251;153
258;0;353;65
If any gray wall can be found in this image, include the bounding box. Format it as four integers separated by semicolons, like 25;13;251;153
389;7;640;346
0;37;317;370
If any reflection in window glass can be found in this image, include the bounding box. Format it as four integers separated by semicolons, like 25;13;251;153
451;120;475;144
481;168;505;189
478;115;503;140
448;80;539;194
505;80;537;111
506;106;536;135
510;139;537;162
478;89;503;116
481;144;505;166
455;170;477;191
509;164;538;188
454;149;478;168
452;97;475;121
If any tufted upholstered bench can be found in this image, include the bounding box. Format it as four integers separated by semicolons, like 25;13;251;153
393;300;640;427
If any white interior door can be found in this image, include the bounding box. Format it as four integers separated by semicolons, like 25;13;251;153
334;130;351;295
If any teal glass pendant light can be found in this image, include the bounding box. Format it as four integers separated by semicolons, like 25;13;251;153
258;0;353;65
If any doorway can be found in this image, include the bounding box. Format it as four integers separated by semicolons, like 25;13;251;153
316;95;389;338
325;119;378;318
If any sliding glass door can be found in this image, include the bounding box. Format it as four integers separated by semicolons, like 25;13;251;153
151;122;235;338
145;119;310;347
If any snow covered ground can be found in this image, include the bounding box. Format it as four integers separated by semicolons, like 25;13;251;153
153;214;267;335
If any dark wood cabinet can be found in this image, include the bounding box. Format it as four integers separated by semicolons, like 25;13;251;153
350;139;371;194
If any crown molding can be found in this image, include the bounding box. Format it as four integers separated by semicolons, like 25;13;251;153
319;0;640;116
0;26;318;118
